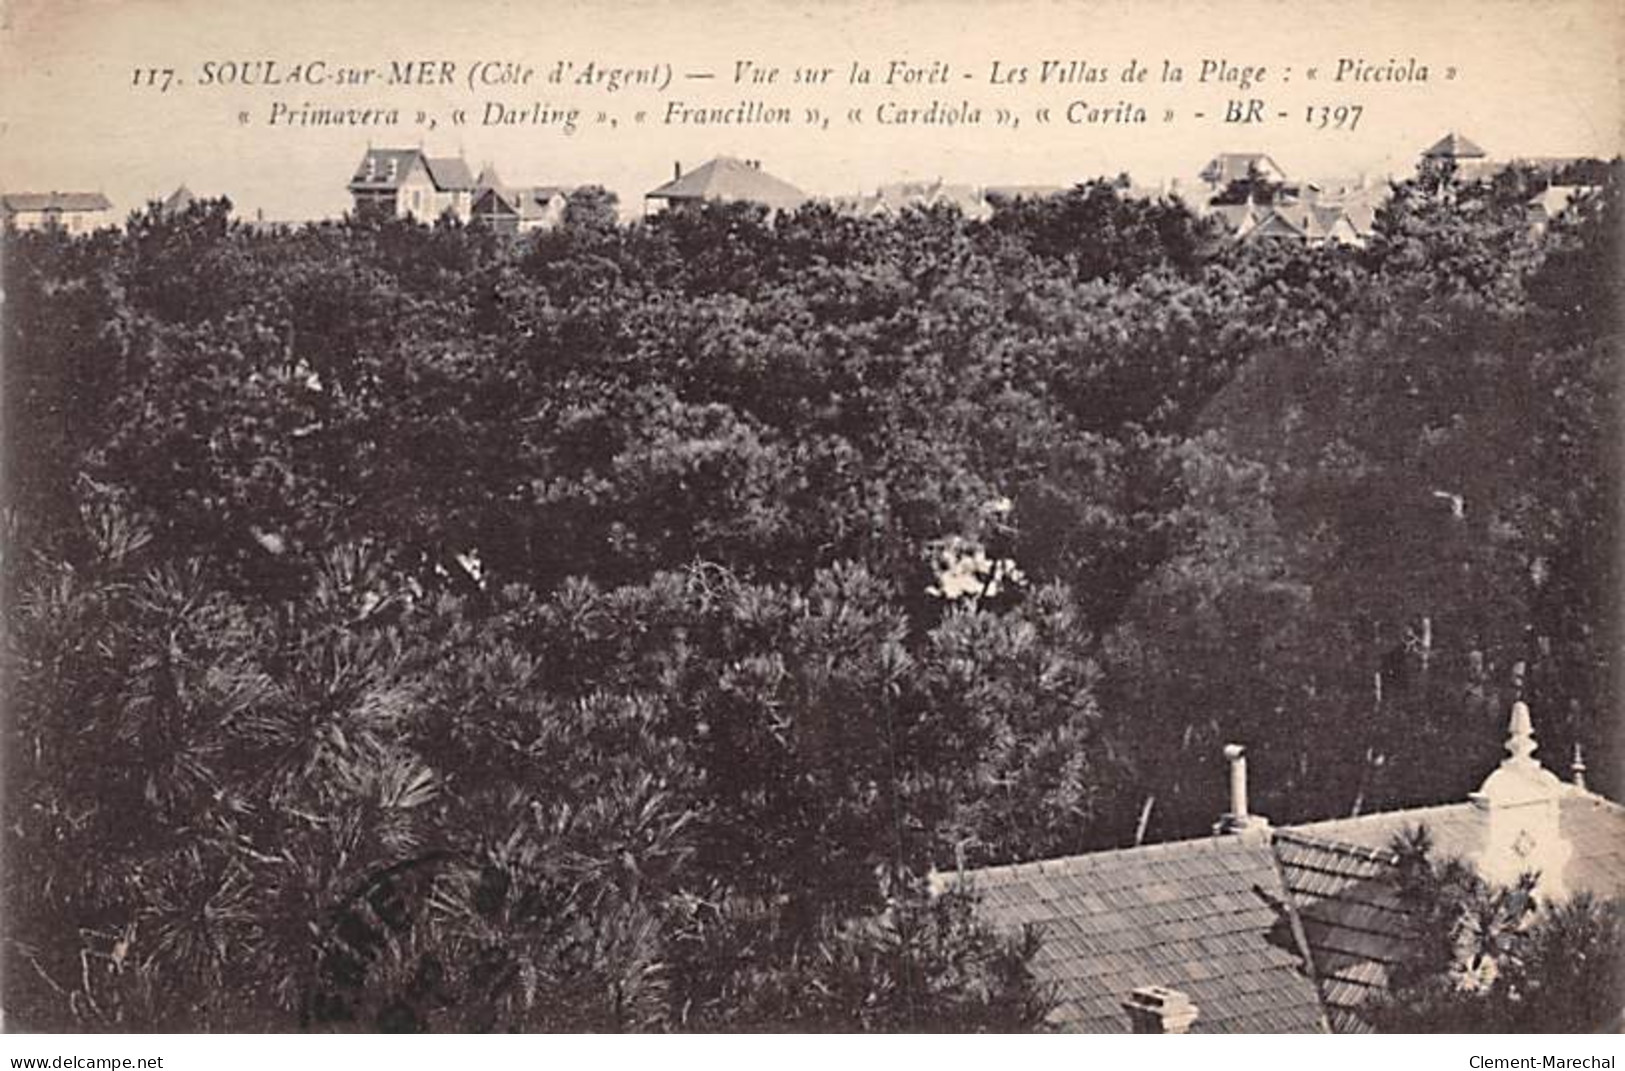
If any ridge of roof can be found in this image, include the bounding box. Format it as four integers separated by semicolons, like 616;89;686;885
1284;800;1475;841
954;829;1267;882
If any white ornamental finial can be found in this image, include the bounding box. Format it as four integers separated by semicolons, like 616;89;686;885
1506;701;1538;765
1472;700;1571;897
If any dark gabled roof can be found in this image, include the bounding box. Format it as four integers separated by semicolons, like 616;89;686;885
350;148;424;191
472;185;519;216
2;191;112;212
646;157;806;209
947;835;1328;1033
1247;208;1308;240
1272;831;1411;1034
1240;203;1356;243
1422;132;1487;159
473;184;569;220
159;185;196;216
952;704;1618;1034
952;780;1621;1034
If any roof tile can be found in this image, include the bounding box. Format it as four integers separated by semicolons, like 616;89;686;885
953;835;1325;1032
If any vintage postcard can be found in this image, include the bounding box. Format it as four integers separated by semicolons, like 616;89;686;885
1;0;1621;1041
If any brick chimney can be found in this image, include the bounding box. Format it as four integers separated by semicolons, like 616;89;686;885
1214;743;1269;836
1122;985;1200;1034
673;160;682;181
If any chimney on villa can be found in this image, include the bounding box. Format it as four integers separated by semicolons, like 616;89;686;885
1215;744;1269;836
673;160;682;181
1122;985;1200;1034
1572;743;1588;792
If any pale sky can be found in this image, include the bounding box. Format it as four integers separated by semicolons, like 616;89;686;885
1;0;1620;221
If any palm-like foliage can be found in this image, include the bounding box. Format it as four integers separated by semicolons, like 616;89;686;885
1369;829;1624;1032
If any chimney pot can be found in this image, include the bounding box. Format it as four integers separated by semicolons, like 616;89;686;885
1216;743;1269;835
1225;744;1248;818
1123;985;1200;1034
1572;743;1588;791
674;160;682;181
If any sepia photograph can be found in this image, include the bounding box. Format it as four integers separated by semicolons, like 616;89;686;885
0;0;1622;1043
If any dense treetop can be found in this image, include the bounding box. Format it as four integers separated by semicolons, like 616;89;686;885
3;166;1619;1029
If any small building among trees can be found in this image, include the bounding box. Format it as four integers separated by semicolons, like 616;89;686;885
644;156;807;213
469;165;570;233
2;191;112;233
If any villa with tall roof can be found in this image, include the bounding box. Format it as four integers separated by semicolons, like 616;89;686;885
347;148;475;223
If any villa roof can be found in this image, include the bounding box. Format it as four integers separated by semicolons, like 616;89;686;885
946;835;1328;1033
1422;133;1488;159
646;156;806;210
952;703;1623;1032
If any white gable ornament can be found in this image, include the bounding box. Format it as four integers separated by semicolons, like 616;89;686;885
1469;701;1572;898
